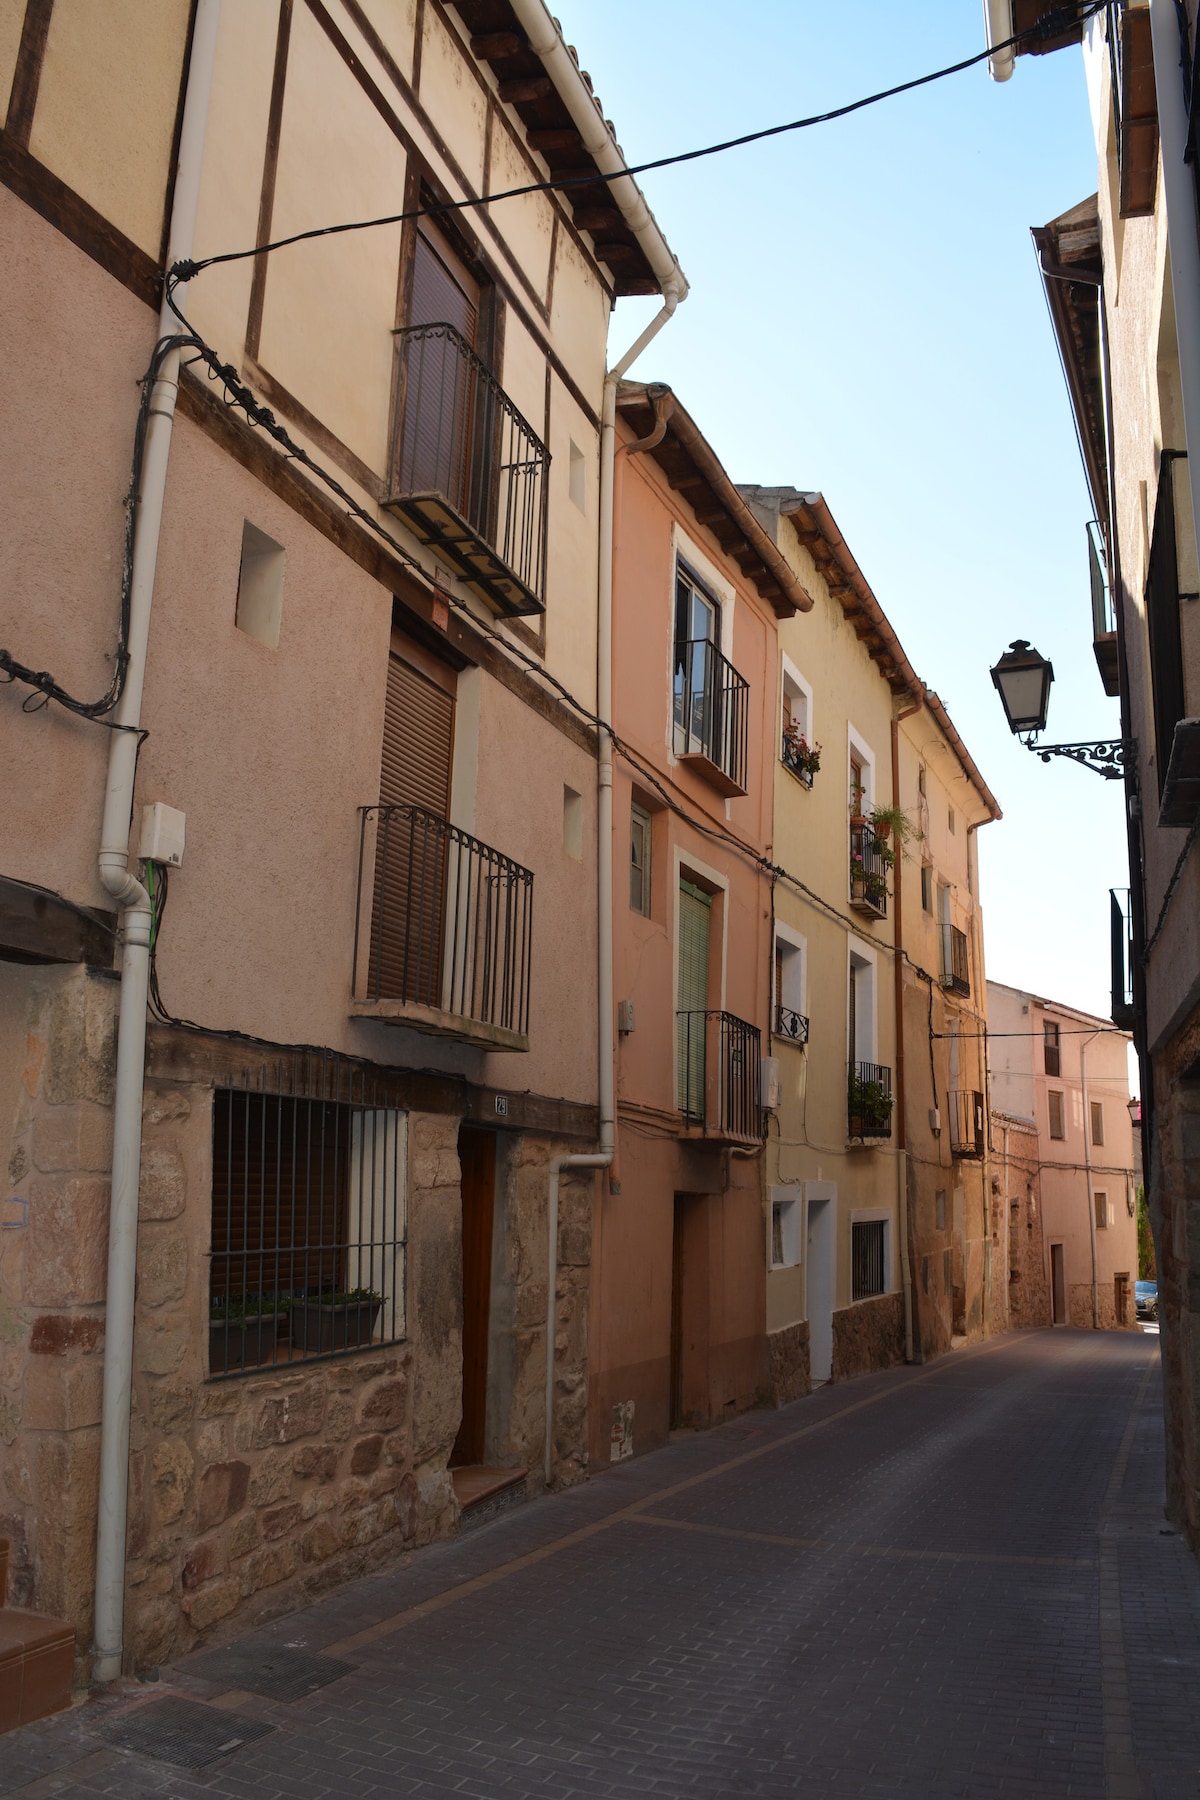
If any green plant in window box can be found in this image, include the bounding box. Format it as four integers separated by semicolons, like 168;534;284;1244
781;723;822;783
847;1069;893;1134
290;1286;385;1355
208;1293;287;1374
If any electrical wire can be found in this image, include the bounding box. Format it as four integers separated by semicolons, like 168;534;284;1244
167;3;1105;288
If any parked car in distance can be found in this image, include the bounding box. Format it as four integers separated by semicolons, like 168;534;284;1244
1136;1280;1158;1322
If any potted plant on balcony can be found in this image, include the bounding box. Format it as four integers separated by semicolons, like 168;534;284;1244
781;723;822;785
289;1286;384;1355
848;1068;893;1137
209;1292;287;1374
867;805;915;848
849;779;866;821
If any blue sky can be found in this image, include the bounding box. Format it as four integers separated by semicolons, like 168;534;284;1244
553;1;1124;1024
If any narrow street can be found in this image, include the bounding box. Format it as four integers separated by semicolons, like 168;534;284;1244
3;1330;1196;1800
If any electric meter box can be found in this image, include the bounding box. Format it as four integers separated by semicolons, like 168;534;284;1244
139;803;186;868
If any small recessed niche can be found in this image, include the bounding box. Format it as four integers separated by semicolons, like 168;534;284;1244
235;521;285;648
563;785;583;859
568;440;586;512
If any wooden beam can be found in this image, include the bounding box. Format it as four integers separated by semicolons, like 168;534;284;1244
527;128;581;153
572;207;622;232
593;240;638;261
667;472;709;494
471;31;523;57
499;75;552;102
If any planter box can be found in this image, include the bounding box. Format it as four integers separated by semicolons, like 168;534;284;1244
209;1314;285;1375
290;1299;383;1355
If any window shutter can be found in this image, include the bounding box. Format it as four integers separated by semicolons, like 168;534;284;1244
379;655;454;815
371;657;455;1004
677;881;711;1014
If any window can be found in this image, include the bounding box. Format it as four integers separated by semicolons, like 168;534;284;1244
851;1219;886;1300
773;931;806;1038
1145;452;1187;796
1095;1191;1109;1229
1043;1020;1061;1077
921;865;933;914
235;522;285;648
943;1247;953;1295
1048;1090;1066;1140
935;1189;947;1232
1091;1101;1105;1145
563;786;583;859
630;803;652;916
780;660;815;784
770;1192;801;1268
568;439;586;511
850;753;865;816
676;878;713;1116
210;1087;406;1376
673;563;747;790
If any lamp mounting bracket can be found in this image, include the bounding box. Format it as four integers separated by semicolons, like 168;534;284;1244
1020;735;1129;779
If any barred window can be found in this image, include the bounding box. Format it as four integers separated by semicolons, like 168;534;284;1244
209;1082;406;1377
851;1219;886;1301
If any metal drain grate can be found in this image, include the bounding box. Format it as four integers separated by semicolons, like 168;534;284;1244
98;1697;274;1768
180;1640;356;1701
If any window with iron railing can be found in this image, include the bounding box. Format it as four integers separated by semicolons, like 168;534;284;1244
849;821;889;919
1110;887;1135;1028
851;1219;886;1301
939;923;970;997
676;1010;762;1142
209;1062;406;1378
848;1061;893;1140
387;322;548;615
948;1089;985;1158
674;638;749;796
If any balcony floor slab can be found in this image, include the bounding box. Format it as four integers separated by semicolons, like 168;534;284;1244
350;1001;528;1052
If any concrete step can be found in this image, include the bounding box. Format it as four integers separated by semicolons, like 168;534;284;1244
0;1538;75;1734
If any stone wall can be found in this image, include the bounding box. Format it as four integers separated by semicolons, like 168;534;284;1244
767;1321;809;1406
831;1293;905;1384
0;969;592;1676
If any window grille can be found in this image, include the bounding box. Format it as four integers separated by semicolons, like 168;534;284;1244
630;803;652;916
1048;1090;1065;1140
1091;1101;1105;1146
209;1056;407;1377
1095;1190;1109;1229
1043;1020;1061;1077
851;1220;886;1301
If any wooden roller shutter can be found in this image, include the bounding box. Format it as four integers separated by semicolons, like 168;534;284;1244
371;655;455;1005
399;225;480;507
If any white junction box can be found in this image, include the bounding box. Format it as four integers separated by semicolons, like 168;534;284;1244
138;802;186;868
760;1057;781;1111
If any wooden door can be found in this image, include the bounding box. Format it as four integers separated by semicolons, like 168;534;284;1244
401;223;482;512
370;651;455;1004
670;1197;685;1429
1051;1243;1066;1325
451;1127;496;1467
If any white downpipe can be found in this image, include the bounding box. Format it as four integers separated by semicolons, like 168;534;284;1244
1150;0;1200;549
543;293;681;1490
1081;1031;1101;1332
92;0;221;1684
983;0;1015;81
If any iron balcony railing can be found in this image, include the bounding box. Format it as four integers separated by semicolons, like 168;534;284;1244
354;805;533;1042
849;821;888;919
939;923;970;997
948;1089;985;1158
774;1004;810;1045
674;638;750;796
1089;519;1120;697
676;1010;762;1142
848;1060;892;1140
1110;887;1135;1029
388;322;548;615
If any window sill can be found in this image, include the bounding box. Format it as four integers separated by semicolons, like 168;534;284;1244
350;999;529;1052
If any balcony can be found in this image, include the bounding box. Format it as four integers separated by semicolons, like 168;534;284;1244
386;323;548;617
673;639;749;797
352;805;533;1051
1089;520;1119;698
948;1089;985;1158
849;821;889;919
939;923;970;997
1110;887;1135;1030
1160;718;1200;827
773;1004;810;1046
848;1061;892;1141
676;1010;762;1144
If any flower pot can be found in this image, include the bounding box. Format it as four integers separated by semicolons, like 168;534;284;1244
290;1298;383;1355
872;820;892;843
208;1313;285;1375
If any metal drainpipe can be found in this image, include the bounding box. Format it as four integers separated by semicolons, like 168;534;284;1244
1080;1030;1102;1330
543;294;681;1490
91;0;221;1684
891;702;921;1363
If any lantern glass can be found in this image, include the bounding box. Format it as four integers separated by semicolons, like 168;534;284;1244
990;641;1054;736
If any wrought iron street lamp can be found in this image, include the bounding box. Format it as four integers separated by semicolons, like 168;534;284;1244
989;639;1127;779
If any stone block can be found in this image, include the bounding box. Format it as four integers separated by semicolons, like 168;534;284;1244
199;1384;242;1417
293;1444;337;1480
349;1435;383;1475
8;1142;28;1184
135;1315;190;1376
44;979;116;1108
136;1230;188;1308
196;1421;228;1464
152;1439;193;1524
182;1537;226;1592
342;1493;397;1550
130;1592;179;1670
228;1512;259;1560
248;1448;293;1507
149;1381;195;1434
182;1575;240;1633
137;1145;186;1220
253;1380;325;1447
243;1538;299;1595
325;1395;354;1442
196;1461;250;1531
558;1224;590;1267
302;1517;340;1564
396;1472;418;1540
24;1357;103;1431
261;1501;303;1541
25;1179;109;1307
29;1314;102;1356
32;1104;113;1174
143;1090;190;1129
359;1378;406;1432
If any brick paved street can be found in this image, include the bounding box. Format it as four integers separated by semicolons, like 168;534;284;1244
4;1330;1197;1800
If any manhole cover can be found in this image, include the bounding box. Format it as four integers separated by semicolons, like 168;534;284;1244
98;1697;274;1768
180;1640;356;1701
